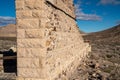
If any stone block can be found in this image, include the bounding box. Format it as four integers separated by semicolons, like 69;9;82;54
16;0;24;10
32;10;42;18
25;29;45;38
18;58;40;68
17;68;43;78
25;0;43;10
16;10;32;19
17;29;25;38
17;39;45;48
17;48;46;58
17;19;39;29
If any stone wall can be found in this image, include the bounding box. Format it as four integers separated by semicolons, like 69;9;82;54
16;0;91;80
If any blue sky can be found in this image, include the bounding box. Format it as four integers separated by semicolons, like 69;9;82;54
74;0;120;32
0;0;120;33
0;0;15;27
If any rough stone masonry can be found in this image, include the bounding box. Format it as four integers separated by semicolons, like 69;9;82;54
16;0;91;80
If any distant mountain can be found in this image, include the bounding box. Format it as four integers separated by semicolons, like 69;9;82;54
0;24;16;37
0;24;16;50
71;25;120;80
84;24;120;43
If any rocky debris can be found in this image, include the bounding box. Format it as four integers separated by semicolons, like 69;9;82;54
69;25;120;80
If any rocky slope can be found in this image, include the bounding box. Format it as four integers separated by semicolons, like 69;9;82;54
0;24;16;50
84;24;120;43
0;24;16;37
70;25;120;80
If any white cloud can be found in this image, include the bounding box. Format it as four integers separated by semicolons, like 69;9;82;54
100;0;120;5
0;16;16;27
75;3;101;21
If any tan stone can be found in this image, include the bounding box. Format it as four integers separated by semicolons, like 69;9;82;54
25;78;47;80
17;48;46;58
47;0;75;18
16;10;32;19
25;29;45;38
16;0;24;10
32;10;42;18
17;19;39;29
17;58;40;68
17;29;25;38
17;39;45;48
25;0;43;10
18;68;43;78
46;40;51;46
16;77;25;80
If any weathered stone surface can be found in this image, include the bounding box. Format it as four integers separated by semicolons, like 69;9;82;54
16;0;24;10
18;68;43;78
17;19;39;29
32;10;42;18
46;0;75;18
25;29;45;38
17;29;25;38
25;0;43;10
17;39;45;48
16;10;32;19
47;32;83;50
17;58;40;68
17;48;46;58
24;78;47;80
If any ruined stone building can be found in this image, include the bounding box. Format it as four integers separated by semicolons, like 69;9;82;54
16;0;91;80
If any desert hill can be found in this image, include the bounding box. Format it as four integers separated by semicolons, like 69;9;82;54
70;25;120;80
0;24;16;38
84;24;120;43
0;24;16;50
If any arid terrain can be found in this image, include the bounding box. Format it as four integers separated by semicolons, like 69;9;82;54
0;24;16;51
0;24;16;75
70;24;120;80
